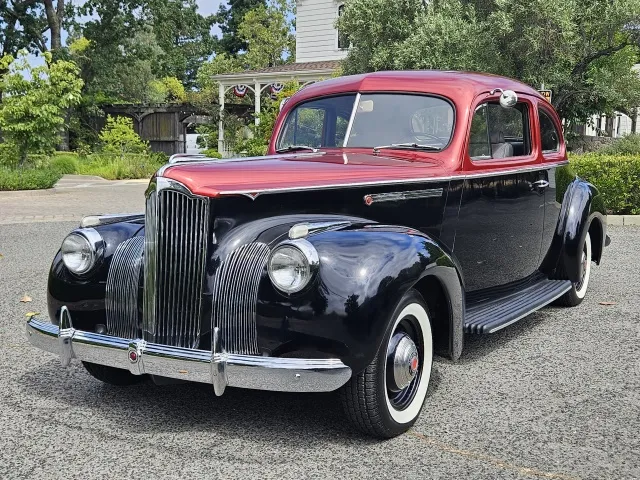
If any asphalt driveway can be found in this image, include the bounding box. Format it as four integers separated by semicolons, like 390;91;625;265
0;184;638;479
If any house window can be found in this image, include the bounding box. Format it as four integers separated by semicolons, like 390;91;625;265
337;4;349;50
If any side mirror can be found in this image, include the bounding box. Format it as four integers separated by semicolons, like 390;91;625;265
490;88;518;108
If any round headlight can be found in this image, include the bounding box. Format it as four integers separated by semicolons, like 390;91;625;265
61;229;103;275
268;240;319;294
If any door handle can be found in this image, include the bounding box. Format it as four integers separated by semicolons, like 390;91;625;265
533;180;549;189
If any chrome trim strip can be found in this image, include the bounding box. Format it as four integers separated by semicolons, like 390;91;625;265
214;161;570;198
80;213;145;228
288;220;351;239
342;92;360;148
26;317;352;395
364;188;444;205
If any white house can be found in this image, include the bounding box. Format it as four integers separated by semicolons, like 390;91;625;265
212;0;349;155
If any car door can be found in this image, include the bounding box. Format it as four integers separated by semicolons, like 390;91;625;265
453;96;546;292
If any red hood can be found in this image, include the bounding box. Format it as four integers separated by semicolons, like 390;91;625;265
161;151;455;197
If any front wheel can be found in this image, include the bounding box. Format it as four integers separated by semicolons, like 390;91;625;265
556;232;592;307
340;289;433;438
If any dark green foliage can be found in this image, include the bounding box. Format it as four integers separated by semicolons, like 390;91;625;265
0;168;62;190
49;154;80;174
570;154;640;215
202;148;223;159
215;0;266;55
598;134;640;156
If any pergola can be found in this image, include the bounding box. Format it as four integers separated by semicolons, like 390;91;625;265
211;60;340;155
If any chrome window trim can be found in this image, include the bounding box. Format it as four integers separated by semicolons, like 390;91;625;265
342;92;361;147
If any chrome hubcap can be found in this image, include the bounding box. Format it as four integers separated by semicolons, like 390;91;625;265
387;333;419;391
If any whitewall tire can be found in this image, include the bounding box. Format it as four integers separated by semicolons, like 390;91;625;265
340;289;433;438
556;232;592;307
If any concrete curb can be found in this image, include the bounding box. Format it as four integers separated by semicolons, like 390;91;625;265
607;215;640;226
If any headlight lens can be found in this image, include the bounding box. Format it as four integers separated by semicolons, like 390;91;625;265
61;229;103;275
268;240;318;294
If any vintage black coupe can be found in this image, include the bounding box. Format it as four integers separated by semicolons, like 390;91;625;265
27;71;608;438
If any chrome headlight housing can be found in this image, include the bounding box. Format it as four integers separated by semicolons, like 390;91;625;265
268;239;319;294
61;228;104;276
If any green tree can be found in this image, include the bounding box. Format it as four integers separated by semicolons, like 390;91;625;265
0;51;83;164
145;0;216;88
99;115;149;158
338;0;640;125
215;0;266;56
0;1;48;60
238;0;295;69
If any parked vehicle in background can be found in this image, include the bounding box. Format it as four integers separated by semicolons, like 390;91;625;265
27;71;608;438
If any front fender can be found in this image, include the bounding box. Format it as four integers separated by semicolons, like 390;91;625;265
542;178;606;281
255;225;464;373
47;221;144;329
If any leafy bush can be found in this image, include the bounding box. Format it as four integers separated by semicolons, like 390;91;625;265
49;154;79;174
0;168;62;190
99;116;149;158
598;134;640;155
202;148;223;159
569;154;640;215
0;142;19;169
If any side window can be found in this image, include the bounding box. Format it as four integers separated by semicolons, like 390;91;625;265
539;109;560;153
280;107;326;148
469;102;531;160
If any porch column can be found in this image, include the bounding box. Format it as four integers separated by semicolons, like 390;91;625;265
255;81;261;126
218;82;225;153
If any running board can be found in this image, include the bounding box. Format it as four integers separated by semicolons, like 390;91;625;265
464;275;572;334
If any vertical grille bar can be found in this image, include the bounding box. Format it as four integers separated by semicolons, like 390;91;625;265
212;242;270;355
106;236;145;338
143;182;209;349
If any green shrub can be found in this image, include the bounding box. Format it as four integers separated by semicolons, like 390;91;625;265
99;116;149;158
49;154;79;174
598;134;640;155
569;154;640;215
0;167;62;191
202;148;223;159
0;142;19;168
76;153;164;180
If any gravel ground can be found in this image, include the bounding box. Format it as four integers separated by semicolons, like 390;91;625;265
0;200;638;479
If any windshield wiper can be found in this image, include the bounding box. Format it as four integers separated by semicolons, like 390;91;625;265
275;145;319;153
373;143;442;153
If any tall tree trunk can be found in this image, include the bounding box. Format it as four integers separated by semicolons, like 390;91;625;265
631;108;638;134
43;0;64;57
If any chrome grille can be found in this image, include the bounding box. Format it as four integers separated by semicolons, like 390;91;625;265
143;181;209;348
106;236;144;338
212;242;270;354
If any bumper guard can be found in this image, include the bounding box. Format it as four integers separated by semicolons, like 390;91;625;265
26;307;352;395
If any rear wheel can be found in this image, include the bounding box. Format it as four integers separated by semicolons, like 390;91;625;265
556;232;592;307
340;289;433;438
82;362;147;386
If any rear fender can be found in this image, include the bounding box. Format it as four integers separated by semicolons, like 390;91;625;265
542;178;606;281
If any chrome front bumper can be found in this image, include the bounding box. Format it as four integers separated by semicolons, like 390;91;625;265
26;308;351;395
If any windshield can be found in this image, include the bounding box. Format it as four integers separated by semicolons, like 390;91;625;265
275;93;455;151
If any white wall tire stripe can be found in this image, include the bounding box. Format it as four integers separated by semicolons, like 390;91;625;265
576;232;592;300
383;303;433;424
